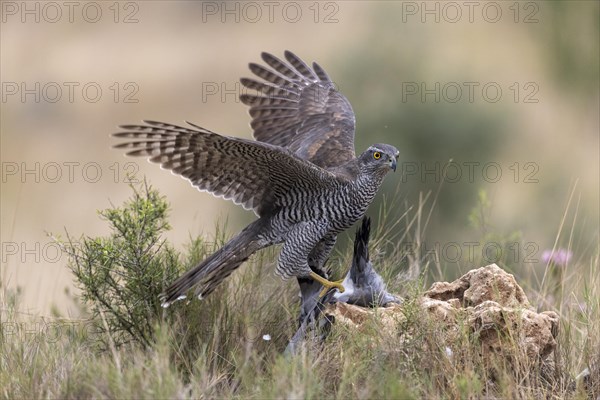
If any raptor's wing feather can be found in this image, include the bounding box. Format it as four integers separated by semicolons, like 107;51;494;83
240;51;356;169
113;120;340;217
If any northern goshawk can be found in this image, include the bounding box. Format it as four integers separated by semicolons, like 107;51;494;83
112;51;399;307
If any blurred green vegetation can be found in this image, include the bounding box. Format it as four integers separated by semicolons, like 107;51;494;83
310;2;600;279
543;1;600;96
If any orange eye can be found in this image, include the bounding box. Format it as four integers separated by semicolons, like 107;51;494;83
373;151;381;160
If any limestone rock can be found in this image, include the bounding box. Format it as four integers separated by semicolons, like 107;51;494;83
425;263;531;308
326;264;560;382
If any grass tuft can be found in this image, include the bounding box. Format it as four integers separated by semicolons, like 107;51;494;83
1;182;598;398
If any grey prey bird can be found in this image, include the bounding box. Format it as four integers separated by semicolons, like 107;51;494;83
333;217;400;307
112;50;399;307
298;217;400;322
289;217;400;355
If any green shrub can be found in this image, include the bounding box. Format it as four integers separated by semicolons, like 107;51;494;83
59;181;181;349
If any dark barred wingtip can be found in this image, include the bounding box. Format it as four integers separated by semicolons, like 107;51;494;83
313;61;331;83
240;77;254;87
283;49;297;60
248;62;262;73
112;142;133;149
260;51;275;61
112;131;140;138
142;120;165;126
240;93;256;106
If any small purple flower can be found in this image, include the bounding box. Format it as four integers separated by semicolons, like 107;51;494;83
541;248;572;267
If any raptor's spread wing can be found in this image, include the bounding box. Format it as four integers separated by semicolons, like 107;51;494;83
240;51;356;169
113;121;341;217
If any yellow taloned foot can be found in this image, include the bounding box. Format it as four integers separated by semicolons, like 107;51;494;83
309;271;345;296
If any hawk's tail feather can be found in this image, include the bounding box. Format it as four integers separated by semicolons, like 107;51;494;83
160;219;269;307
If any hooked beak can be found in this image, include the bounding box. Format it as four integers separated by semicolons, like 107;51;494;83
390;157;397;172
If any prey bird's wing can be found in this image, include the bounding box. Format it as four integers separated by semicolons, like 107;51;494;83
113;120;341;217
334;217;402;307
241;51;356;169
350;217;371;285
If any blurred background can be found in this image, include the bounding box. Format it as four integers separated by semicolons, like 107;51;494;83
1;1;598;317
